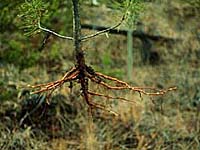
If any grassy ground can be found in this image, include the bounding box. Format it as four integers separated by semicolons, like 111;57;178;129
0;1;200;150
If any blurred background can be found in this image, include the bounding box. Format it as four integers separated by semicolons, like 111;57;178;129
0;0;200;149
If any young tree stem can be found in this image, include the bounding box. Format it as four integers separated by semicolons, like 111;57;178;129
72;0;89;106
72;0;85;68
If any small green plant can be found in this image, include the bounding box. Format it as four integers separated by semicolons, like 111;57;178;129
19;0;176;117
111;0;144;28
19;0;49;36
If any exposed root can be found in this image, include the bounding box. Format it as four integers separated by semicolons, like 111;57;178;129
31;67;78;94
88;91;136;104
89;71;177;96
30;65;176;115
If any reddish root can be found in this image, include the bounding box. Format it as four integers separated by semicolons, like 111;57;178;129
88;71;177;96
31;67;79;94
29;66;176;115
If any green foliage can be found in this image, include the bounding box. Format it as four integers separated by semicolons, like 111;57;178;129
6;40;23;63
0;1;23;31
0;0;73;69
18;0;73;36
19;0;49;36
2;39;41;69
125;0;144;28
110;0;144;28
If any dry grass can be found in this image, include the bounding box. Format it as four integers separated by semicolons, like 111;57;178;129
1;60;199;149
